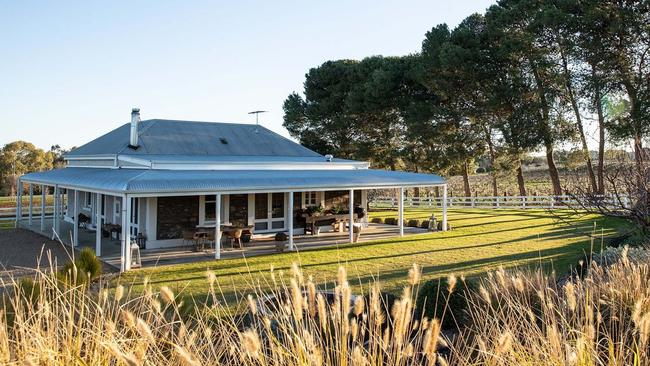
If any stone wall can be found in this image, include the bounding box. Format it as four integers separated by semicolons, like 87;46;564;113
156;196;199;240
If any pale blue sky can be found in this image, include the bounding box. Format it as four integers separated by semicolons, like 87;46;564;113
1;1;495;150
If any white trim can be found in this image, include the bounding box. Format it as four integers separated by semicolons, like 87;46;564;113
149;162;369;170
118;155;153;168
126;184;446;197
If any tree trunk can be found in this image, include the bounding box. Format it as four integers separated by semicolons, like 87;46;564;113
483;122;498;197
530;63;562;197
516;158;527;196
594;82;606;195
561;50;597;193
462;161;472;198
546;144;563;196
634;133;644;183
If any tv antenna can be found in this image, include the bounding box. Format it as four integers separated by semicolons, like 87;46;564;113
248;110;268;126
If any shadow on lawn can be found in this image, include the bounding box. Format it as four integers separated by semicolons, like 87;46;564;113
165;241;595;308
139;222;598;288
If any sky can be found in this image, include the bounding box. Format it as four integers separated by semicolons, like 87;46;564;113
0;0;496;151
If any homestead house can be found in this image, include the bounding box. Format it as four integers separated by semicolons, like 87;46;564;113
17;109;447;271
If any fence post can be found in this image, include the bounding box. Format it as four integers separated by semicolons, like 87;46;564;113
522;196;526;208
471;196;475;208
495;196;500;208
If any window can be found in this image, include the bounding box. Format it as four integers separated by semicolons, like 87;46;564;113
205;195;216;221
84;192;92;208
304;191;317;206
255;193;268;220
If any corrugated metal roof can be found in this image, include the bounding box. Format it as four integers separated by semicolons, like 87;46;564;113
21;168;445;194
66;119;322;158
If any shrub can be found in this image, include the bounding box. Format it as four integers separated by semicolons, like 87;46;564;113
416;276;477;330
420;220;430;229
57;248;102;286
17;277;41;304
370;217;383;224
274;232;288;241
407;219;420;227
77;247;102;280
383;217;397;225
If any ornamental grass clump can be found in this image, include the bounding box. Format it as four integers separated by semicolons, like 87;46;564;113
1;246;649;365
449;245;650;365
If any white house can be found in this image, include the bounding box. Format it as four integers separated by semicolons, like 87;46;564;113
17;109;447;271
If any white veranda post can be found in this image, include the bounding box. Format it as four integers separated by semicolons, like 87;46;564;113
442;184;448;231
28;183;33;226
288;192;294;250
398;187;404;237
125;196;132;271
73;190;79;247
40;185;46;231
120;195;129;272
52;185;59;238
349;189;354;243
95;193;102;257
214;193;221;259
15;179;22;228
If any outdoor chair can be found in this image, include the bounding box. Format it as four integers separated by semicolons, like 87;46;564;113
231;228;243;248
78;213;91;229
205;231;216;249
182;230;196;250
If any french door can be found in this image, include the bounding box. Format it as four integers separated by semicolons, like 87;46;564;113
254;193;285;232
130;197;139;236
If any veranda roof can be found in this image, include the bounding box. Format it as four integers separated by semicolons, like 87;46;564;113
20;168;445;195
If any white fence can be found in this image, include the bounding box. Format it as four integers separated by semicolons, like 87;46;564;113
370;195;627;210
0;206;54;222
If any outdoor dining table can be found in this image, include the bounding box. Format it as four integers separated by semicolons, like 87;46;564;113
192;230;210;251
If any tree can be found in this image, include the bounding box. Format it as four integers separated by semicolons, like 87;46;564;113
486;0;574;196
587;0;650;180
420;19;489;197
0;141;53;195
283;60;366;160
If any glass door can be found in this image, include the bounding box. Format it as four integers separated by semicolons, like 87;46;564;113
130;197;139;236
229;194;248;226
254;193;286;232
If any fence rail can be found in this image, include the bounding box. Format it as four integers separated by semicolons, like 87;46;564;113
370;195;628;210
0;206;54;221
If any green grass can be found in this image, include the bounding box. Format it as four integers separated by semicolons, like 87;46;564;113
119;209;627;306
0;220;14;230
0;195;53;209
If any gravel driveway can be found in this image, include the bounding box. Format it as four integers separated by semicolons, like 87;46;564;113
0;228;77;282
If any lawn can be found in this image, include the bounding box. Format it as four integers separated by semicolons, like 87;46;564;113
119;208;626;306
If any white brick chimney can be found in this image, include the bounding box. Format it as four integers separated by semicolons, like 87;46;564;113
129;108;140;148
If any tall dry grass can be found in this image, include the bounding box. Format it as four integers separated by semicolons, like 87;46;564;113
1;246;649;365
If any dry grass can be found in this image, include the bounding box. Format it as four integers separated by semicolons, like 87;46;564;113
1;245;649;365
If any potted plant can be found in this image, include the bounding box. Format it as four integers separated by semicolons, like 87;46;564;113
305;205;323;217
274;232;288;252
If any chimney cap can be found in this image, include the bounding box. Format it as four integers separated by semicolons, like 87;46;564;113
131;107;140;114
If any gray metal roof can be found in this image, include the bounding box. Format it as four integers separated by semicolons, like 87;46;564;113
66;119;322;158
21;168;445;194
